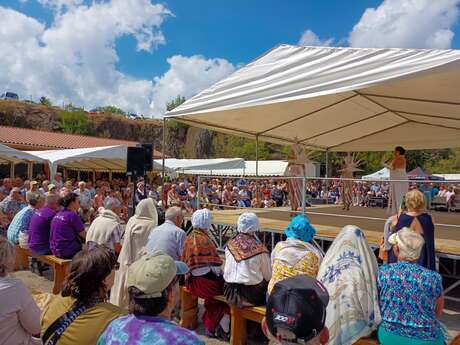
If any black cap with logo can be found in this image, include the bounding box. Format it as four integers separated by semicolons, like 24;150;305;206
266;275;329;343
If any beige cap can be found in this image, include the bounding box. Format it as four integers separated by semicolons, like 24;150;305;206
127;251;188;298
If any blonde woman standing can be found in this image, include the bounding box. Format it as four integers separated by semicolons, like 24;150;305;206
388;189;436;271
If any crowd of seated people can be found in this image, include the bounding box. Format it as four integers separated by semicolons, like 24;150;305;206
0;178;457;345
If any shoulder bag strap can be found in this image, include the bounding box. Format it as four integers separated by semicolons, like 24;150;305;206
42;302;88;345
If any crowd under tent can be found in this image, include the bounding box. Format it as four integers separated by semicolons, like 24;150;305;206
28;145;128;179
166;44;460;154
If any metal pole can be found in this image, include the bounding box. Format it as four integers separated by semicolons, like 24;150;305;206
325;150;329;178
10;163;14;178
301;175;306;215
197;175;201;209
162;116;166;182
255;135;259;177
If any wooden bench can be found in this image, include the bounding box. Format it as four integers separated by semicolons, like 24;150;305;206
180;287;380;345
15;246;71;294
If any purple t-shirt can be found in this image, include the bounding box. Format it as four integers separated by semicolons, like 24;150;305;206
50;209;84;258
28;206;56;254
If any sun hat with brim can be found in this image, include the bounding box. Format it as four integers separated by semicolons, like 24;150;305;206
127;251;188;299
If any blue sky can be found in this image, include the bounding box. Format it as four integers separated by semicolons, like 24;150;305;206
1;0;460;116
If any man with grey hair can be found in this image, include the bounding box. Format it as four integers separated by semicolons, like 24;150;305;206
75;181;93;223
86;196;123;252
7;192;44;245
145;206;185;260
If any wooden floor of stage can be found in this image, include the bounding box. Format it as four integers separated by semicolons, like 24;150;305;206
209;205;460;256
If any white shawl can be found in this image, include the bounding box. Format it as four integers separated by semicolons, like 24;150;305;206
317;225;381;345
110;198;158;308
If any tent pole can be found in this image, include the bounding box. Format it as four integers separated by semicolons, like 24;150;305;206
197;175;201;209
10;163;14;178
325;150;329;178
255;135;259;177
162;116;167;184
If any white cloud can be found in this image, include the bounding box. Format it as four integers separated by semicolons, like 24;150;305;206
298;29;334;46
0;2;235;117
349;0;460;48
151;55;235;116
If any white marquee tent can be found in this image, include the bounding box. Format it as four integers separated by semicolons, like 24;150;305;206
166;44;460;152
0;143;46;164
184;160;291;176
361;167;390;181
29;145;128;177
153;158;244;173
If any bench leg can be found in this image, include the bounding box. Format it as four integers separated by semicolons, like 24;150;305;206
52;263;69;294
180;287;198;330
230;306;247;345
14;250;29;270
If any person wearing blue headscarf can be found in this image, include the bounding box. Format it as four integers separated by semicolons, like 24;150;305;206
268;215;324;293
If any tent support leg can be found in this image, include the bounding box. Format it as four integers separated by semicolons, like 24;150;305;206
301;176;306;215
197;175;201;209
325;150;329;178
10;163;15;178
255;135;259;177
162;116;167;183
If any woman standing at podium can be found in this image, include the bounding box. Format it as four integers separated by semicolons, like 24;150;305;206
385;146;409;214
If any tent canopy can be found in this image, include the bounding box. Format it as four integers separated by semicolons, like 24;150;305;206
153;158;244;172
361;167;390;180
0;143;46;164
184;160;291;176
29;145;127;177
167;44;460;152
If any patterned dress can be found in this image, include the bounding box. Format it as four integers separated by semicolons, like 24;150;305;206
378;262;444;341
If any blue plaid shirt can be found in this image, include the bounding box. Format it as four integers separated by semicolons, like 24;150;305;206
7;206;35;244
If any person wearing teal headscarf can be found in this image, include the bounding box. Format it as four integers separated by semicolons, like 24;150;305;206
268;215;324;293
284;215;317;243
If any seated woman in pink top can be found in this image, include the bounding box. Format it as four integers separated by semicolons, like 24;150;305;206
0;236;41;345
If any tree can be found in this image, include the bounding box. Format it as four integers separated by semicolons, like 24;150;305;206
166;95;186;111
94;105;126;115
39;96;52;106
58;109;91;135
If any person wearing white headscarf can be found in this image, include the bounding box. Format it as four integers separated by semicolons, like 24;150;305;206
317;225;381;345
110;198;158;308
223;213;271;308
182;209;230;338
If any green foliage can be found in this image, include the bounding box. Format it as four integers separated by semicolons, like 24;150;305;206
166;96;186;111
58;109;91;135
39;96;51;106
94;105;125;115
166;96;188;130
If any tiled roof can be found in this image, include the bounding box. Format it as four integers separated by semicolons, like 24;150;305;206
0;125;162;157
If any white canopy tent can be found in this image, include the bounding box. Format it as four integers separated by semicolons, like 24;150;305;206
166;44;460;152
361;167;390;181
153;158;244;173
184;160;291;176
0;143;46;164
29;145;128;178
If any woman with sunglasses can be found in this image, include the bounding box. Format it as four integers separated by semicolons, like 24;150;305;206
40;245;125;345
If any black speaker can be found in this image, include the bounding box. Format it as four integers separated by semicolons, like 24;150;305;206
141;143;153;171
127;147;145;175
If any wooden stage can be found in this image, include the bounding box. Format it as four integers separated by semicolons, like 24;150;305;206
208;205;460;257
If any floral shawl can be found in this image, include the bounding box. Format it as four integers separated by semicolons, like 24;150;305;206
268;237;323;294
317;225;381;345
226;233;268;263
182;229;222;270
